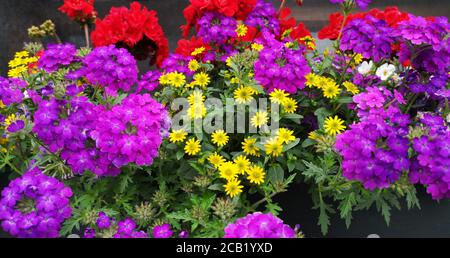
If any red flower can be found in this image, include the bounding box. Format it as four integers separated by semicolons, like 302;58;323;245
176;37;211;57
318;6;410;40
91;2;168;67
59;0;96;23
182;0;257;37
279;8;312;45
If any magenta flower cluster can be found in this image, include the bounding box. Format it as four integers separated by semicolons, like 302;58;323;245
137;70;162;93
84;213;148;238
161;54;194;76
254;32;310;94
0;167;72;238
91;93;169;168
341;15;394;62
152;223;173;238
0;77;26;107
336;87;411;190
224;212;296;238
197;12;237;44
38;43;78;73
72;45;138;96
410;114;450;200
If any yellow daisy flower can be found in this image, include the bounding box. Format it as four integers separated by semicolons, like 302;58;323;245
236;24;248;37
251;43;264;52
308;131;319;140
169;129;188;143
0;100;5;109
188;90;205;106
184;138;201;156
353;53;363;65
270;89;289;104
219;161;239;181
281;97;298;114
305;73;319;88
159;73;171;85
191;47;205;56
193;72;210;88
188;104;207;119
208;152;225;168
324;116;346;136
234;86;254;104
188;59;200;72
168;72;186;87
211;130;229;147
251;111;269;128
233;155;251;174
322;82;341;99
247;165;265;185
277;128;296;144
342;81;360;95
224;178;243;198
242;137;260;157
264;137;283;157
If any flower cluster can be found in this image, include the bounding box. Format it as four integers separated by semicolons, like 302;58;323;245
245;0;280;34
71;45;138;96
340;15;394;61
410;114;450;200
182;0;257;37
254;32;310;93
59;0;96;23
7;51;39;78
224;212;296;238
38;43;78;73
336;87;411;190
91;94;169;168
84;213;148;238
329;0;372;10
197;12;238;44
91;2;168;67
0;77;26;107
0;167;72;238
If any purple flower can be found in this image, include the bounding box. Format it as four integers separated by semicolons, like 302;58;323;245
0;166;72;238
224;212;296;238
179;231;189;238
254;32;310;94
6;119;25;133
197;12;237;44
38;44;78;73
329;0;371;10
341;15;394;62
0;77;26;107
96;212;111;229
111;218;149;238
161;54;194;76
137;70;162;93
91;93;169;169
73;45;138;96
409;114;450;200
84;228;96;238
245;0;280;34
336;87;411;190
152;223;173;238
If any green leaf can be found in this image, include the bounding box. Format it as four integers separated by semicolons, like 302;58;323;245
301;139;316;148
283;113;303;124
287;160;296;172
338;192;356;229
302;160;327;183
337;96;354;104
267;164;284;184
208;183;224;191
176;151;185;160
405;186;421;210
318;201;333;235
314;107;332;128
283;139;300;152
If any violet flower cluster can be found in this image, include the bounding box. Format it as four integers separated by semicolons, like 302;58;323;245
72;45;138;96
395;15;450;74
336;87;411;190
137;70;162;93
0;77;26;107
152;223;173;238
245;0;280;34
197;12;237;44
224;212;296;238
91;93;169;168
410;114;450;200
329;0;372;10
84;213;148;238
340;15;394;62
0;167;72;238
38;43;78;73
254;32;310;93
161;54;194;76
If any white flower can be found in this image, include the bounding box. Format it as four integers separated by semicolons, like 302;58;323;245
376;63;396;81
357;61;374;75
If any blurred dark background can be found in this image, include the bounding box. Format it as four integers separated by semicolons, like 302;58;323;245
0;0;449;237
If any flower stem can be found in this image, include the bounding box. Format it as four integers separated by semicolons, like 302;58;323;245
84;24;90;48
278;0;287;12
